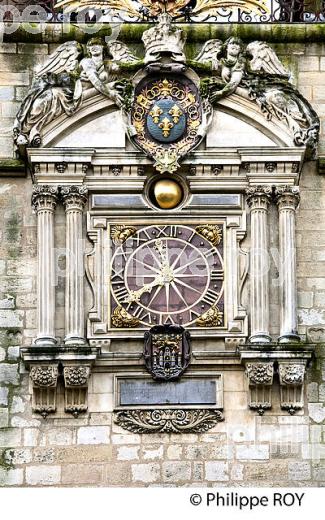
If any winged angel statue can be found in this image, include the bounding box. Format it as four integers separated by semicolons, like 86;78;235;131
13;38;137;149
195;37;319;156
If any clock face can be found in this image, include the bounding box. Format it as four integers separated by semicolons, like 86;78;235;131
110;224;224;329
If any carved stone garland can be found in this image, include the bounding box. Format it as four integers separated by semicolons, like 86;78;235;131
115;408;224;434
30;365;59;418
245;362;274;415
63;365;91;417
279;362;305;415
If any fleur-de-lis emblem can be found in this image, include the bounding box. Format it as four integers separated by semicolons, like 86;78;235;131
159;117;174;138
149;104;163;124
169;104;183;124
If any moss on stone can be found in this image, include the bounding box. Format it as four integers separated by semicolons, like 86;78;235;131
6;22;325;44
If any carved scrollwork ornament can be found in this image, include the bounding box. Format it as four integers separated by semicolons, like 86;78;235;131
278;362;305;415
31;185;58;213
245;362;274;416
246;186;272;210
115;408;224;434
61;185;88;211
275;186;300;210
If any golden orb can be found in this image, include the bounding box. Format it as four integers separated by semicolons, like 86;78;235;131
153;179;183;209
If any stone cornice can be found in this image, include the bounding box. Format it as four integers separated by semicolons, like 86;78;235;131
5;23;325;44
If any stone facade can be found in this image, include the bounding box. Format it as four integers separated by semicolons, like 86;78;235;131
0;24;325;487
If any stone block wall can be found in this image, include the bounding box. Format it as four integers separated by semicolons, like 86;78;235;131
0;26;325;487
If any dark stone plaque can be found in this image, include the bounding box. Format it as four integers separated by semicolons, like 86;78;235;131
120;380;217;406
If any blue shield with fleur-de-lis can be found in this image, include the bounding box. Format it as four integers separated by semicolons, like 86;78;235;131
147;99;186;143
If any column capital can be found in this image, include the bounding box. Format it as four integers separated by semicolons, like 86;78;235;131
275;185;300;210
246;185;272;210
61;185;88;211
32;185;58;212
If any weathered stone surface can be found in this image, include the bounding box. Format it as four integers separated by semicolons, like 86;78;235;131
26;466;61;486
0;468;24;486
132;463;161;484
0;428;21;448
7;346;19;360
162;462;191;483
142;446;163;461
4;448;32;465
205;461;229;482
62;464;104;485
236;445;269;461
11;396;25;414
0;348;5;362
0;309;23;327
0;387;8;406
0;364;19;385
288;461;311;481
117;446;140;461
308;403;325;424
0;408;9;428
77;427;110;445
33;448;55;464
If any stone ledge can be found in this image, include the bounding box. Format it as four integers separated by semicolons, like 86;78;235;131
4;23;325;44
0;158;26;177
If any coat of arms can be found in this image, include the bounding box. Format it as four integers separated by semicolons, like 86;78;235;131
144;325;191;381
130;74;204;173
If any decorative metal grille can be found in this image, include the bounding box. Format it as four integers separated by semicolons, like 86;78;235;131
0;1;324;23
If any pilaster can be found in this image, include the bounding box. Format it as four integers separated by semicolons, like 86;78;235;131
246;186;272;343
275;186;300;343
61;185;88;345
31;185;58;346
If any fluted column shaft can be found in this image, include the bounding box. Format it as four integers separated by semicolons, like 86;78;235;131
246;187;272;343
32;185;58;345
276;186;300;343
62;186;88;345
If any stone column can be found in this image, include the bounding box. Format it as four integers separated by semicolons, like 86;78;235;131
246;186;272;343
275;186;300;343
32;185;58;345
61;186;88;345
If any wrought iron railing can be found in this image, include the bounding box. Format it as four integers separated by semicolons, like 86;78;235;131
0;0;325;23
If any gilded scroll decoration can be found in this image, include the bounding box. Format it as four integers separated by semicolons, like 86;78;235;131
196;305;224;328
111;306;140;328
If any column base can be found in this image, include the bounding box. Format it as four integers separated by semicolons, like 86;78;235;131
34;336;57;346
64;336;87;346
278;334;301;344
249;334;272;344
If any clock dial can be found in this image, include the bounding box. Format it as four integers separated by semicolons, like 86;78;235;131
110;224;224;328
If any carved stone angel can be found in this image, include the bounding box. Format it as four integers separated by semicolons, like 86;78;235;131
198;37;290;104
196;36;319;155
13;41;83;148
14;38;136;149
79;37;131;106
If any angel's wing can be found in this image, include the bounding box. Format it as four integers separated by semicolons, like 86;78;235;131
194;39;223;69
246;41;289;77
107;41;139;63
35;41;83;78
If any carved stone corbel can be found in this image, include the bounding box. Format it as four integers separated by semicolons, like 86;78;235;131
30;364;59;418
63;365;91;417
278;361;305;415
245;362;274;415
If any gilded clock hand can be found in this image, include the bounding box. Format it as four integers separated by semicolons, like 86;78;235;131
123;274;165;304
123;239;174;304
